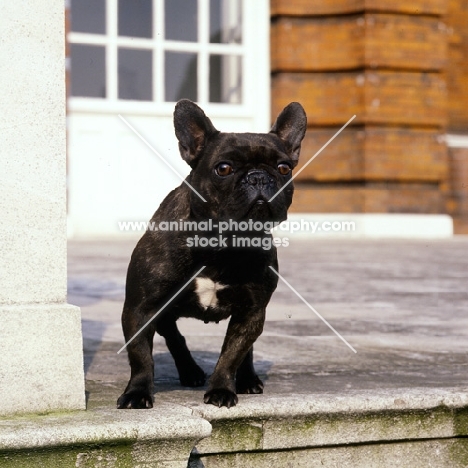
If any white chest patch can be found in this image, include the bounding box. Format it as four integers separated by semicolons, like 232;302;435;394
195;277;226;310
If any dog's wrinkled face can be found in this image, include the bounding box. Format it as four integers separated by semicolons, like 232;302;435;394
191;136;296;222
174;100;307;223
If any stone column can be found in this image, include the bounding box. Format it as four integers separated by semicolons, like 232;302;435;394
0;0;85;415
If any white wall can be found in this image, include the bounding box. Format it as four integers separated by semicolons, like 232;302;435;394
67;0;271;238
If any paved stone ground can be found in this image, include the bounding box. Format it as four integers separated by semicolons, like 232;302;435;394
68;237;468;409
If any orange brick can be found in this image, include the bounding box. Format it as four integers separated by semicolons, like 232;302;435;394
271;0;447;16
295;127;447;183
290;184;444;213
271;15;446;72
271;71;447;127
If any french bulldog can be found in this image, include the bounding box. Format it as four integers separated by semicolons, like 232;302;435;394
117;99;307;409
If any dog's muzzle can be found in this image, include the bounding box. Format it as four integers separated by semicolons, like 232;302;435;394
246;170;274;188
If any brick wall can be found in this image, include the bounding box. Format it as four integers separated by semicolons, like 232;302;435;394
446;0;468;132
446;0;468;233
447;147;468;233
271;0;449;215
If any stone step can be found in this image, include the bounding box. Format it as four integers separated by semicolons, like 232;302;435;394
188;388;468;467
1;387;468;467
0;403;210;468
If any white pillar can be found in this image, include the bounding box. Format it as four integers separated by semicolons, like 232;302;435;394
0;0;85;415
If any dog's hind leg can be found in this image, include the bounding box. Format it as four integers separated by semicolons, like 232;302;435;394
235;346;264;394
155;315;206;387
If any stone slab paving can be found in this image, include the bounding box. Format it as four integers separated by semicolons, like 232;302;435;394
67;237;468;405
3;237;467;467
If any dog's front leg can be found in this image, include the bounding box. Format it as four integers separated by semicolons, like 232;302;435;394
204;307;265;408
117;302;156;409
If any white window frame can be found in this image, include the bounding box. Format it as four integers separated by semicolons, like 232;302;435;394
67;0;270;130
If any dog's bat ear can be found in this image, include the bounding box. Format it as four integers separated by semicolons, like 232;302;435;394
270;102;307;167
174;99;219;167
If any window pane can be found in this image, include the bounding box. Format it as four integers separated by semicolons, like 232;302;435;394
118;0;152;38
165;0;197;42
209;55;242;103
165;52;197;102
70;44;106;98
210;0;242;44
118;48;153;101
71;0;106;34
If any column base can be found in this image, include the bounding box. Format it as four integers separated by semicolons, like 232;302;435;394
0;304;85;416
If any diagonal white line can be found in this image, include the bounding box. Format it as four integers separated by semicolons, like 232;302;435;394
117;266;206;354
269;266;357;353
268;114;357;203
118;114;207;202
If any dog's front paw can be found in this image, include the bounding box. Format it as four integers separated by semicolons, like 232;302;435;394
204;389;238;408
117;390;153;409
236;374;264;395
179;363;206;387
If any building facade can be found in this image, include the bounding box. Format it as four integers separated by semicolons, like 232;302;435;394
67;0;468;236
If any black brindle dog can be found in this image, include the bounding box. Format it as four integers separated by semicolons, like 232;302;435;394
117;100;307;409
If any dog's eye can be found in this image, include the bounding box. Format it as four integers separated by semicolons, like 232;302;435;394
277;163;291;175
215;163;233;177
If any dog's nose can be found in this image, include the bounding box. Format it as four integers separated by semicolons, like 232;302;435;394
246;170;272;187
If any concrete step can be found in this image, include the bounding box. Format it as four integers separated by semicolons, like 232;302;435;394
34;238;467;466
187;387;468;467
0;403;210;468
1;387;468;467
